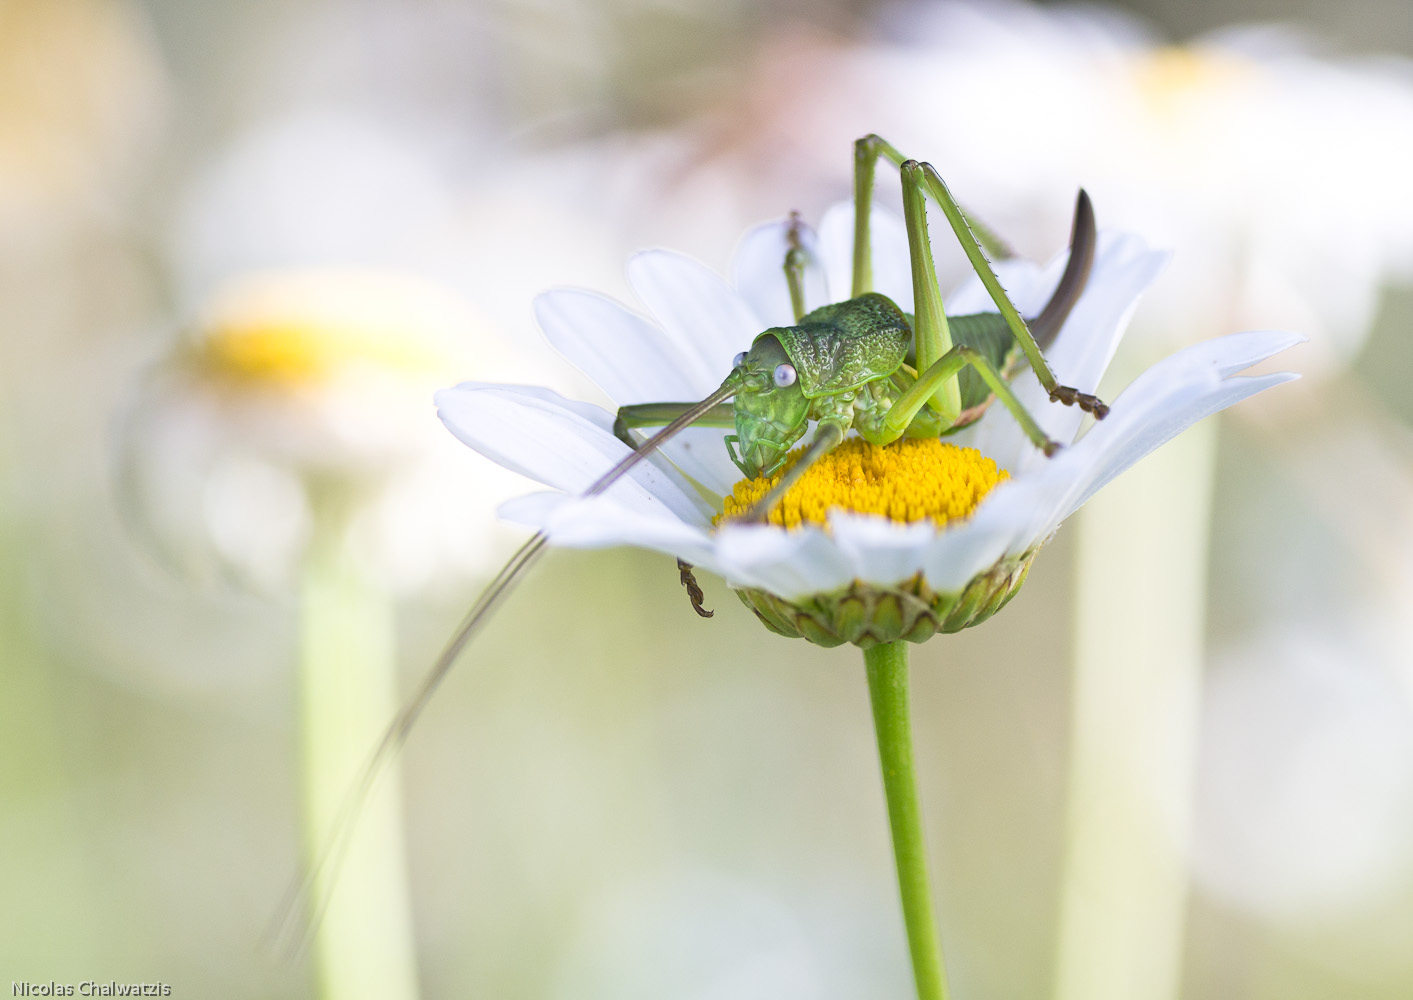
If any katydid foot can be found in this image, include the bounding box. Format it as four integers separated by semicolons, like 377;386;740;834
677;558;713;617
1048;385;1109;418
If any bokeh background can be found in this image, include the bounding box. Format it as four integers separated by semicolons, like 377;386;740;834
4;0;1413;997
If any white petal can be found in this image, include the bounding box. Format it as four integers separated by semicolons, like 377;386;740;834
713;523;854;599
943;258;1046;316
500;491;717;557
1019;330;1305;539
658;425;741;498
919;507;1026;593
534;292;741;495
436;384;710;523
626;250;760;390
466;316;740;499
731;217;829;327
920;329;1301;571
1042;234;1169;399
496;490;565;527
828;512;933;586
603;419;740;500
971;232;1169;474
1060;370;1300;521
442;381;616;432
819;200;915;311
535;289;702;403
1203;328;1309;378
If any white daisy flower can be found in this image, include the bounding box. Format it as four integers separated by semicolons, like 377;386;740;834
437;203;1300;644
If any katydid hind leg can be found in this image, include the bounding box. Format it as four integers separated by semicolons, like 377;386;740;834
853;133;1016;290
955;346;1062;455
916;162;1108;419
963;207;1017;263
852;134;908;298
879;343;1060;456
898;158;962;424
852;136;881;298
879;347;970;442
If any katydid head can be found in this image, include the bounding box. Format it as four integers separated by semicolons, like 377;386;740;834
729;333;810;478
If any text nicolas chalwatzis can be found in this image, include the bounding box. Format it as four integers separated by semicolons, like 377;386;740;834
13;984;172;996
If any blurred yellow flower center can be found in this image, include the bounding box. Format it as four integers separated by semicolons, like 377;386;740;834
718;437;1008;530
196;271;474;386
204;320;440;384
1133;46;1257;112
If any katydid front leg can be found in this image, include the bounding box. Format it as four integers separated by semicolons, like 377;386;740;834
612;400;737;617
737;419;848;525
613;401;735;449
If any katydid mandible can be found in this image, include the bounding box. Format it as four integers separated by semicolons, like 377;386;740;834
277;134;1104;940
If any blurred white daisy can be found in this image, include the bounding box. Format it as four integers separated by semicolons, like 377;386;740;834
120;267;540;1000
708;1;1413;371
1195;621;1413;925
122;268;531;591
552;869;824;1000
438;204;1299;640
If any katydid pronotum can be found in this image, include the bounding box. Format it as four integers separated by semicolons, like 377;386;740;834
277;134;1103;940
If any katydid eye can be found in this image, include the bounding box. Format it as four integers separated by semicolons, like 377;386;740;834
733;351;748;368
773;364;797;388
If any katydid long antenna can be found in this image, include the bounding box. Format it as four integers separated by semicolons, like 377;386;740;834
270;379;740;955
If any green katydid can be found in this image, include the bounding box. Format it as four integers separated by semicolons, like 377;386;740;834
613;135;1100;610
277;134;1104;939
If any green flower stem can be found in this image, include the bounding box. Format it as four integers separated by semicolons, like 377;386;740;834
864;641;951;1000
1052;418;1217;1000
300;487;419;1000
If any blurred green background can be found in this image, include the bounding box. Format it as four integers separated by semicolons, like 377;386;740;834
4;0;1413;997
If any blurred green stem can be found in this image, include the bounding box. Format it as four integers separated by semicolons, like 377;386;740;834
0;491;98;968
1052;419;1217;1000
865;641;950;1000
300;484;419;1000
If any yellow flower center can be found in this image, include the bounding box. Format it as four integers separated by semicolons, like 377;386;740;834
718;437;1009;530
